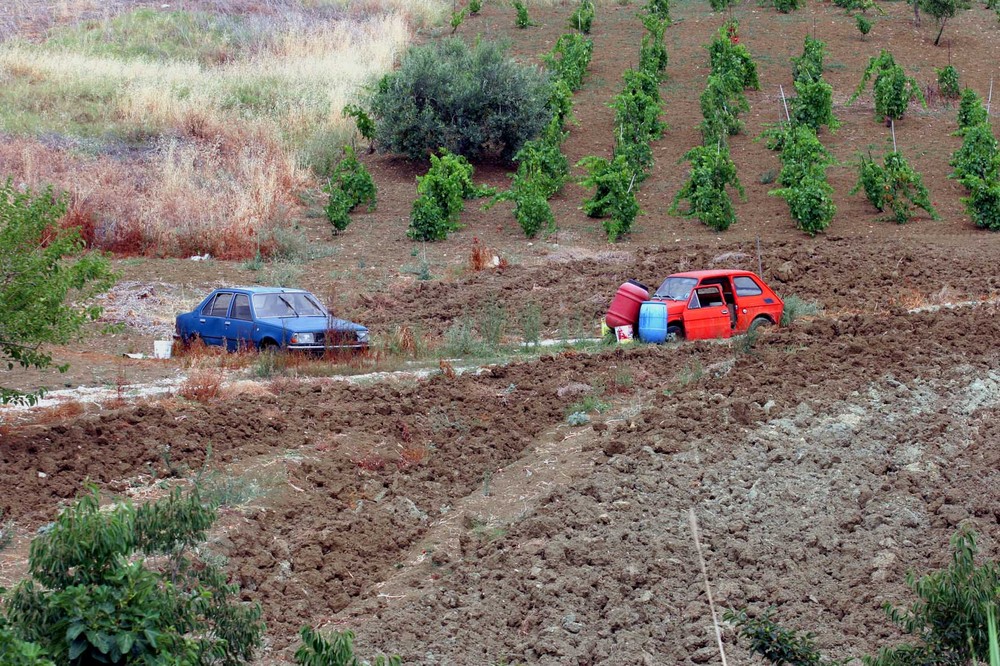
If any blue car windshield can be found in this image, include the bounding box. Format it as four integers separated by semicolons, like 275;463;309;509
654;277;698;301
252;293;326;318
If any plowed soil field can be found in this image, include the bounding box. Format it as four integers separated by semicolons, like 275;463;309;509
3;0;1000;664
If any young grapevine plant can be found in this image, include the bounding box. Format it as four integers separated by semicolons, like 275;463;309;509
671;142;746;231
849;50;926;122
852;150;939;223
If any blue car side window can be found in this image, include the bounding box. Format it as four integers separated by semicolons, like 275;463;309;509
231;294;252;321
207;293;233;318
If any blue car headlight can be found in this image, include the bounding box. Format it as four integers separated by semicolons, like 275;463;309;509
290;332;315;344
356;330;369;343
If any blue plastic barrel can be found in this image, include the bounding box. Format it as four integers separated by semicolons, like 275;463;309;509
638;301;668;344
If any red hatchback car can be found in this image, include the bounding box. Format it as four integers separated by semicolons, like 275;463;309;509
650;270;784;341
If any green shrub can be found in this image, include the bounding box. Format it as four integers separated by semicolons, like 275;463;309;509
950;123;1000;184
450;8;466;32
725;609;831;666
409;150;490;241
791;78;839;132
936;64;960;99
569;0;596;32
368;38;551;160
962;178;1000;230
849;50;926;122
869;527;1000;665
295;626;401;666
639;15;670;80
770;125;836;235
957;87;988;132
578;154;641;241
548;79;576;129
322;146;376;233
671;143;746;231
612;68;666;178
513;131;569;198
341;103;376;143
699;72;750;143
3;487;264;666
780;294;821;325
856;14;873;36
486;177;557;238
708;22;760;91
544;33;594;92
851;150;938;223
513;0;535;27
644;0;673;21
774;0;804;13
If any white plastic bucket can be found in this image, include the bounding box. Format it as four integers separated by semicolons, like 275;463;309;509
153;340;173;359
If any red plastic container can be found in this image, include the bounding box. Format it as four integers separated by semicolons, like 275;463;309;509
605;279;650;328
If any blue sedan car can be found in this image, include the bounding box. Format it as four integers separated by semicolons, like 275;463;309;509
175;287;369;352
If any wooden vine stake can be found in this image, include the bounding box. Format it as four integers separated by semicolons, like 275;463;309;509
689;508;729;666
891;120;897;152
779;85;791;122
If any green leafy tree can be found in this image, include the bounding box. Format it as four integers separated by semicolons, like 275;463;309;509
671;143;746;231
850;50;926;122
920;0;971;45
791;35;826;82
0;180;117;405
469;0;482;13
367;38;550;160
961;178;1000;230
950;123;999;183
639;15;670;81
769;125;836;235
3;487;264;665
341;104;375;145
294;627;400;666
512;0;535;27
852;150;939;223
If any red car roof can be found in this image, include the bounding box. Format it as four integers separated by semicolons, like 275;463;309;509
668;269;760;279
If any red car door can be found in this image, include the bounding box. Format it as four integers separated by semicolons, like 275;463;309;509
683;285;732;340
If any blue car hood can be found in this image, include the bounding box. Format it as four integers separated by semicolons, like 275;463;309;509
262;316;366;333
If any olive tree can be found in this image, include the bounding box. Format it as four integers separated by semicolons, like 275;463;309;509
919;0;971;44
0;179;117;405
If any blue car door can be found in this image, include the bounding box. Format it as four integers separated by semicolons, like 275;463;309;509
225;293;255;351
200;292;233;346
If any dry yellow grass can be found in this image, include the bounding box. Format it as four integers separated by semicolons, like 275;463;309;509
0;8;417;257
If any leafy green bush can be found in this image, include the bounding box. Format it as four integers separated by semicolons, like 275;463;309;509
578;154;641;240
962;178;1000;230
852;150;938;223
513;0;535;27
612;67;666;178
950;123;1000;183
0;621;53;666
322;146;376;233
639;15;670;80
671;143;746;231
856;14;873;36
699;72;750;143
770;125;836;235
725;609;833;666
645;0;673;21
774;0;804;13
957;87;988;132
3;487;263;666
569;0;595;32
341;103;375;144
513;131;569;198
295;626;401;666
368;38;551;160
936;65;960;99
408;150;490;241
788;36;839;132
544;33;594;92
869;527;1000;665
920;0;972;45
708;22;760;91
469;0;482;13
486;171;557;238
849;50;926;122
791;35;826;82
